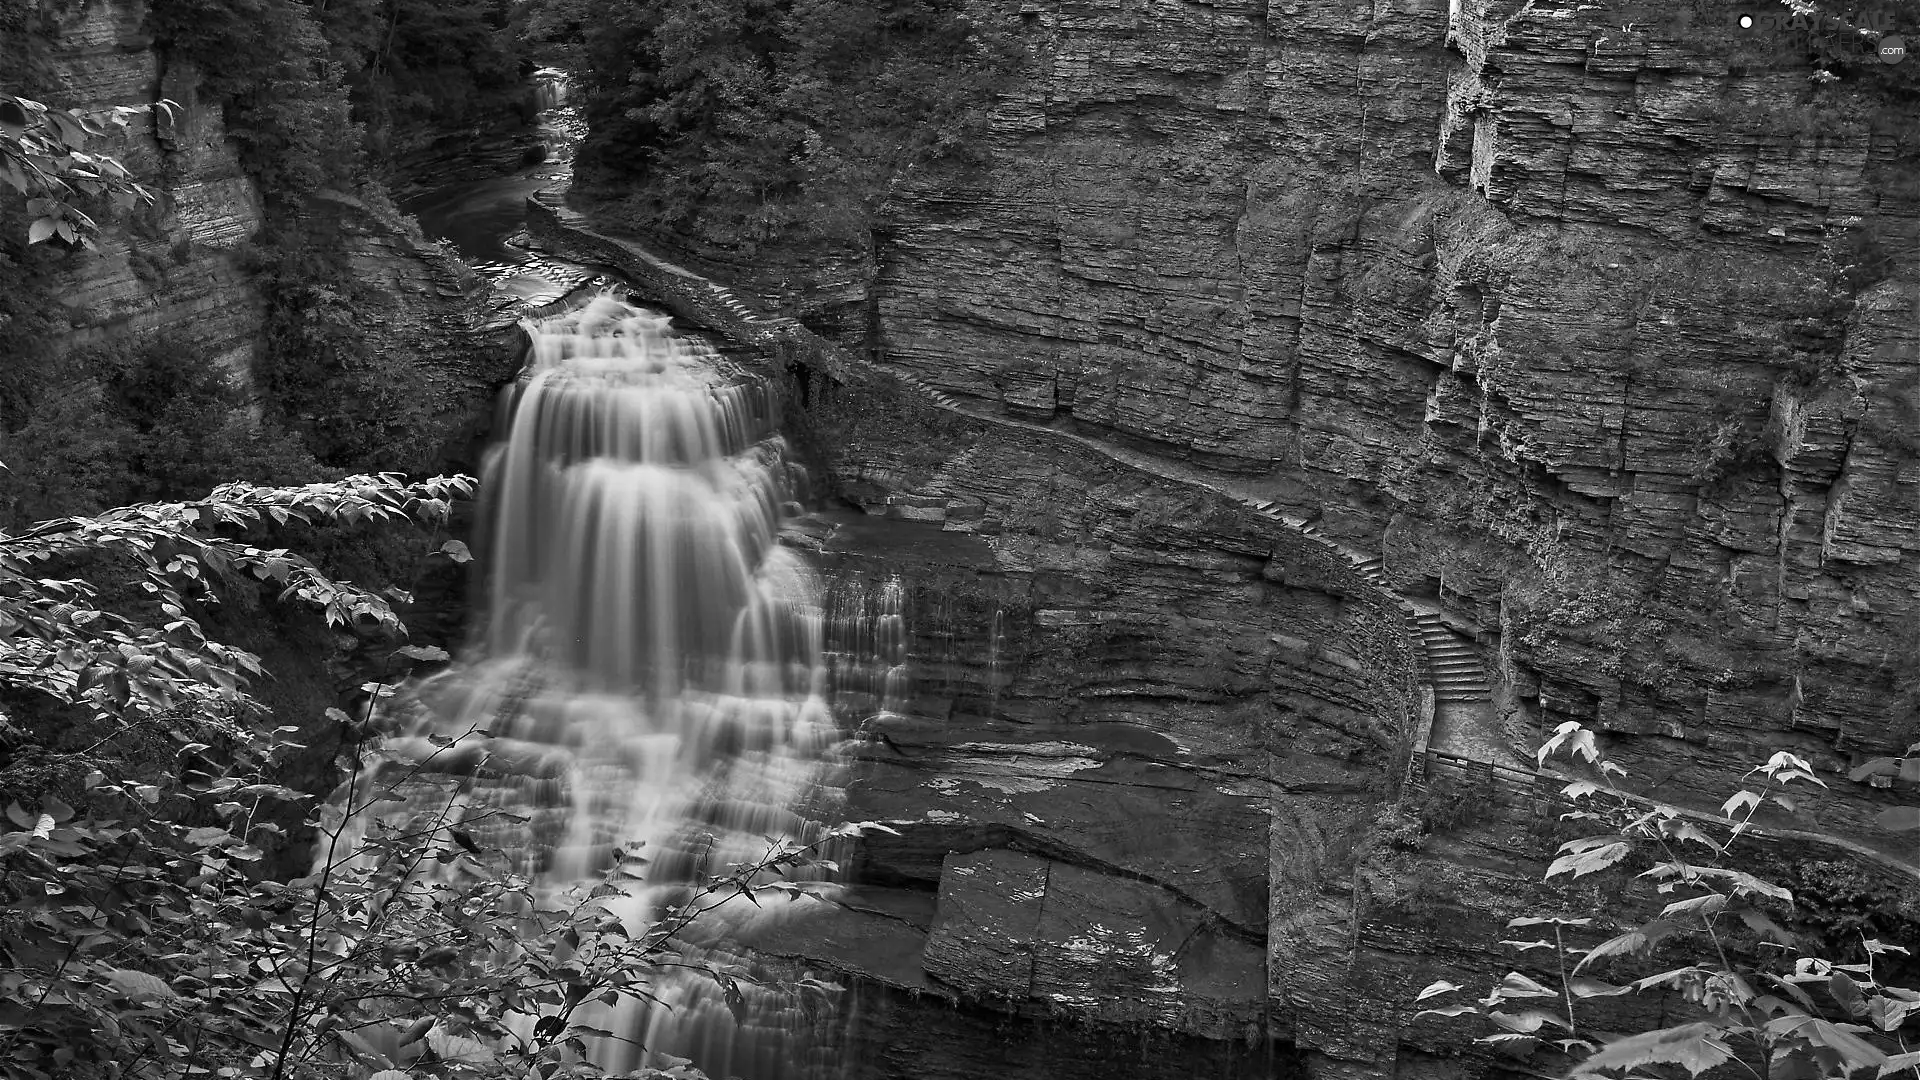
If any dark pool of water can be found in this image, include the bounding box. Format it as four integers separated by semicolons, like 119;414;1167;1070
401;168;596;305
403;169;560;264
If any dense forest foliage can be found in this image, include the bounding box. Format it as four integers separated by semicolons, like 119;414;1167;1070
0;0;534;527
563;0;1022;262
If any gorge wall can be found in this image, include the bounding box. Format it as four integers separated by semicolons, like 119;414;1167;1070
566;0;1920;1075
29;0;264;379
21;0;522;477
869;0;1920;846
5;0;529;873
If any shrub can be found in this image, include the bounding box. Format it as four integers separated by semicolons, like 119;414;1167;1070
571;0;1025;261
0;476;873;1080
1415;723;1920;1078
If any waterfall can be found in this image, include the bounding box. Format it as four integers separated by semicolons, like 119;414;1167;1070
356;293;848;1078
823;574;910;730
532;67;570;113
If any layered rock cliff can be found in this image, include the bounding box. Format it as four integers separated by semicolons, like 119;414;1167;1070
29;0;265;378
840;0;1920;1072
20;0;521;473
548;0;1920;1075
872;0;1920;853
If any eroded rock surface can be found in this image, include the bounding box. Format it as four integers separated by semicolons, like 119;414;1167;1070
873;0;1920;778
822;0;1920;1072
28;0;522;471
529;2;1920;1055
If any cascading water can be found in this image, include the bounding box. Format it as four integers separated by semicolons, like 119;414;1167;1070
358;293;852;1078
532;67;570;113
822;575;910;733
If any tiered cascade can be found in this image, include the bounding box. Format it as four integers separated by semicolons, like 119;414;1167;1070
367;294;848;1077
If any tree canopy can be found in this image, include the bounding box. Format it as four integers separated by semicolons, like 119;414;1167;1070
571;0;1023;258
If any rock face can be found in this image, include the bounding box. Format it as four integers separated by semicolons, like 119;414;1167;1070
32;0;266;378
533;158;1920;1076
873;0;1920;770
24;0;522;468
821;0;1920;1073
787;360;1431;1080
277;190;526;475
528;198;1425;1074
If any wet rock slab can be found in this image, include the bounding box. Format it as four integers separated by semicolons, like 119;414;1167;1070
849;729;1269;934
925;849;1266;1039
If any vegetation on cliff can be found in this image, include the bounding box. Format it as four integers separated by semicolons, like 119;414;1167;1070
0;94;155;247
143;0;528;192
1419;725;1920;1078
121;0;528;473
561;0;1022;264
0;100;325;528
0;0;528;492
0;474;865;1080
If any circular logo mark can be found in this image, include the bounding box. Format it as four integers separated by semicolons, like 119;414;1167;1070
1883;34;1908;63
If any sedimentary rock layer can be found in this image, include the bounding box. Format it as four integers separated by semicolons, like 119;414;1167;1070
874;0;1920;849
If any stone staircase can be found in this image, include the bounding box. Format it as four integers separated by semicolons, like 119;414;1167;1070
714;288;772;325
470;254;609;295
1418;614;1491;704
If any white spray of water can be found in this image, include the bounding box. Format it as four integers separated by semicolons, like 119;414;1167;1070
359;295;852;1077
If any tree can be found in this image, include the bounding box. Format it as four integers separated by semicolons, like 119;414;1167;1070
1416;723;1920;1078
568;0;1023;258
0;93;160;247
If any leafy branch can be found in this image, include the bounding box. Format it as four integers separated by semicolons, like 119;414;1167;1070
0;473;473;746
0;94;165;247
1417;723;1920;1079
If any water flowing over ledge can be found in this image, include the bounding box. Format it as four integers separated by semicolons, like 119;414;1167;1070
346;294;875;1078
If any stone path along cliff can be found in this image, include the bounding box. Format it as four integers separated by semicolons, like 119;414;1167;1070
523;187;1920;887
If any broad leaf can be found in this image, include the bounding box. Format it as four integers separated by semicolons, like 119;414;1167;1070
1661;893;1728;920
1414;1004;1478;1020
1632;966;1711;993
1496;972;1559;1000
1478;1032;1543;1057
1487;1008;1570;1033
426;1033;495;1065
1770;1016;1890;1074
1569;976;1630;998
1873;807;1920;833
1547;841;1632;880
1574;921;1676;973
1572;1022;1734;1078
102;969;175;1002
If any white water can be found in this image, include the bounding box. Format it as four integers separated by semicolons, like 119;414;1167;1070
361;294;851;1077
